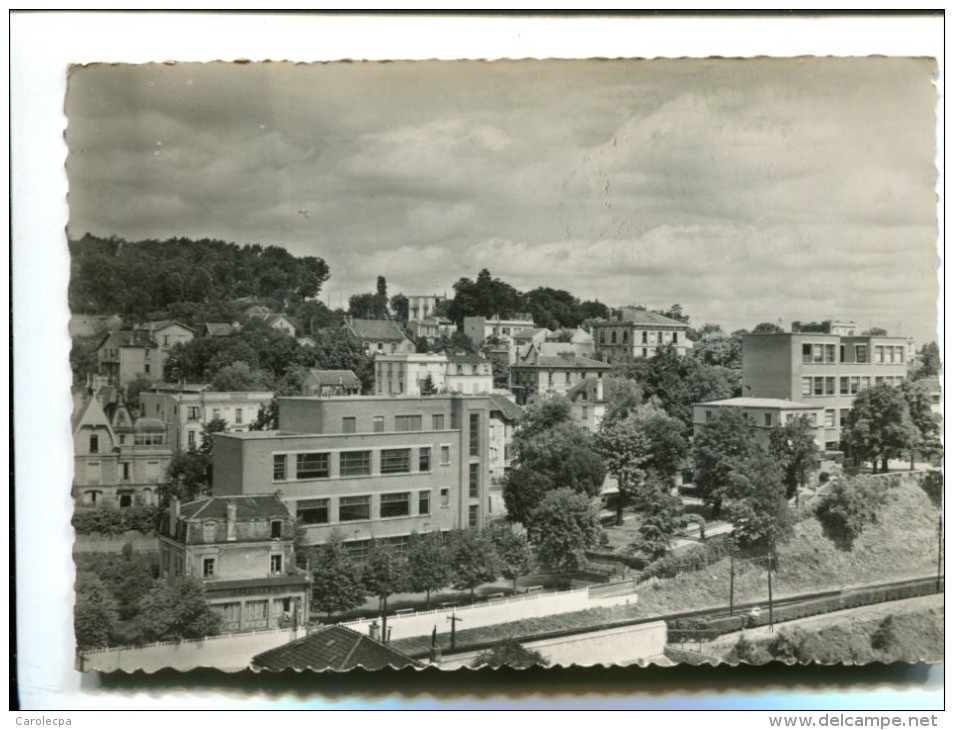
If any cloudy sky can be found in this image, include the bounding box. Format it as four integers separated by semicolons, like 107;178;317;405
66;58;939;342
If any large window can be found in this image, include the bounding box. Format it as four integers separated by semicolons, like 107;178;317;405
89;435;99;454
825;409;835;428
381;448;411;474
419;447;431;472
469;413;480;456
342;417;356;434
297;452;330;479
339;450;372;477
339;495;371;522
297;498;329;525
432;414;445;430
395;415;422;432
419;490;431;516
270;554;283;574
468;505;479;527
273;454;287;481
855;345;868;363
440;445;451;465
203;558;215;578
380;492;411;518
373;416;385;433
469;463;480;498
440;488;450;507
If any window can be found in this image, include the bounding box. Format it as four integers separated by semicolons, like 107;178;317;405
419;490;431;516
850;377;860;395
440;445;451;465
119;493;132;508
342;417;356;434
373;416;384;433
469;463;480;498
419;447;431;472
840;344;846;363
469;413;480;456
144;363;151;374
825;377;835;396
825;344;836;363
297;499;330;525
875;345;885;364
89;435;99;454
840;408;850;426
706;410;713;422
622;330;628;343
642;348;648;358
860;376;871;391
855;345;868;363
381;492;411;518
813;378;824;396
297;452;330;479
339;495;371;522
175;555;183;577
611;331;617;344
121;462;130;481
188;406;200;421
339;450;372;477
201;521;217;542
188;430;196;446
432;414;445;430
875;376;884;386
246;600;268;623
657;332;663;344
381;448;411;474
808;413;818;426
642;331;648;344
825;409;835;428
764;413;772;427
565;372;572;385
840;377;849;395
270;554;283;574
440;488;450;507
469;505;479;528
212;408;221;420
395;415;422;432
203;558;215;578
673;332;679;344
271;520;282;539
235;408;242;425
273;454;287;481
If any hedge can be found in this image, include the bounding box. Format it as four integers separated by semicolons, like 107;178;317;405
72;505;161;536
639;535;733;581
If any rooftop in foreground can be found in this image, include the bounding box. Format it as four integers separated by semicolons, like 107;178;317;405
696;397;820;409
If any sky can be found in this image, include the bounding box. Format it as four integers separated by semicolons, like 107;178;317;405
65;57;940;343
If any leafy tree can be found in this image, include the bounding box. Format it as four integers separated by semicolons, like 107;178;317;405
348;292;380;320
692;409;758;514
160;447;212;506
602;376;644;424
593;414;652;525
751;322;785;334
124;374;155;415
912;341;940;380
70;335;103;385
530;488;603;574
644;343;738;426
250;398;279;431
447;269;523;325
689;332;743;370
900;379;942;468
842;384;919;472
814;476;889;548
491;526;533;593
471;640;550;669
134;578;222;643
634;476;686;560
861;327;888;336
405;532;451;609
719;452;794;551
362;541;409;617
390;293;409;322
375;276;389;317
309;534;366;621
210;360;271;392
420;373;438;396
74;575;120;650
447;529;499;603
768;415;821;499
312;327;374;393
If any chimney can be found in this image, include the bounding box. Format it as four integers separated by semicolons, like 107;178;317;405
226;499;237;541
170;497;180;535
369;620;380;641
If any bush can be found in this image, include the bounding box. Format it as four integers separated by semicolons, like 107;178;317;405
72;505;161;536
640;535;733;581
814;476;889;548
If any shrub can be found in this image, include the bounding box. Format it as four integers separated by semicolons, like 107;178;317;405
814;476;888;548
640;535;733;581
72;505;161;536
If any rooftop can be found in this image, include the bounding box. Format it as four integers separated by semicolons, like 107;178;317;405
514;354;611;370
251;625;418;672
488;393;524;421
696;397;820;410
600;310;689;327
97;330;158;350
178;494;291;521
346;318;411;341
305;369;361;387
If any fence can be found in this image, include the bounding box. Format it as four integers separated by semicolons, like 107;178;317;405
339;582;639;642
78;626;307;673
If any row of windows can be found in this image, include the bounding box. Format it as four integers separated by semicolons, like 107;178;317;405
800;375;905;397
186;406;246;423
273;446;445;481
340;413;447;433
296;490;441;525
597;330;680;345
801;343;906;365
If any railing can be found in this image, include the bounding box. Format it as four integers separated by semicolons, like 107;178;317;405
79;625;301;657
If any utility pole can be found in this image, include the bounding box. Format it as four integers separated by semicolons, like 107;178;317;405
767;549;774;634
447;610;463;651
729;549;735;616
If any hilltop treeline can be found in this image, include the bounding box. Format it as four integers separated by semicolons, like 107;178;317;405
68;234;330;322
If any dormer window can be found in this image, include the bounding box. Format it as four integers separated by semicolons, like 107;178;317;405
271;520;282;539
89;435;99;454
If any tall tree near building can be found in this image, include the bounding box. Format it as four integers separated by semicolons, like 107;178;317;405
912;341;940;380
390;293;409;322
768;415;821;499
692;409;758;514
593;415;653;526
842;384;919;472
719;452;794;551
74;575;120;650
362;541;409;621
375;276;389;318
405;532;451;609
309;534;366;621
447;529;499;603
634;474;686;560
491;526;533;594
420;373;438;396
529;488;603;575
133;578;222;643
899;379;942;468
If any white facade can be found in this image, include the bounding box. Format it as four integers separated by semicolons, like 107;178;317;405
374;353;448;396
406;294;447;323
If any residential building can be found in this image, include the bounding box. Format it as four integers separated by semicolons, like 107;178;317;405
344;318;416;355
140;383;274;451
547;328;596;358
158;495;311;633
72;393;171;508
252;624;418;671
445;352;493;395
375;353;448;396
406;294;448;323
135;320;195;350
509;349;612;406
566;376;607;433
408;316;456;343
211;394;492;555
96;330;162;391
691;397;826;451
487;393;522;516
302;369;362;397
591;308;692;362
250;312;297;338
203;322;239;338
741;331;910;449
297;336;317;348
463;315;536;350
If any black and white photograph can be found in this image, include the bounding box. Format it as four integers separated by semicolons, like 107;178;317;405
11;11;944;714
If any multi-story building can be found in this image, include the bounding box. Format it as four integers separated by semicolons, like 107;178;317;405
406;294;447;323
407;316;456;343
135;319;195;351
302;369;362;397
741;331;910;449
445;352;493;395
344;318;416;355
691;397;826;450
140;383;273;451
591;308;692;362
250;312;298;338
509;350;612;406
463;315;536;350
374;352;493;396
212;394;492;556
72;393;171;508
96;330;162;391
547;328;596;358
487;393;522;516
158;495;311;632
566;376;607;433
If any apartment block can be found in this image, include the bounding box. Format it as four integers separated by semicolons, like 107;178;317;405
212;394;492;557
374;352;493;396
509;350;611;407
692;397;826;450
591;308;692;362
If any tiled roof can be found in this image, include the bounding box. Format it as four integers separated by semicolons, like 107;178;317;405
204;322;235;337
97;330;158;350
515;354;611;370
178;495;292;521
137;319;196;334
697;397;819;410
488;393;524;422
251;625;418;672
513;327;548;340
306;369;361;388
347;318;410;342
601;310;688;327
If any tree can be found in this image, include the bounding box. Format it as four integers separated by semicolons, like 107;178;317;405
124;374;155;415
160;448;212;506
814;476;888;548
348;292;380;320
720;452;794;551
752;322;785;334
250;398;279;431
602;376;644;424
634;475;686;560
134;578;222;643
447;529;499;603
210;361;271;392
692;409;758;514
491;526;533;593
471;639;550;669
390;293;409;322
900;379;942;468
593;414;653;525
912;341;940;380
74;575;120;650
768;415;821;499
375;276;389;317
861;327;888;336
842;384;920;472
420;373;438;396
529;488;603;574
309;534;366;621
362;541;408;619
405;532;451;609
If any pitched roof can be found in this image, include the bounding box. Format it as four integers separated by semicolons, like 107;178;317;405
346;318;411;342
697;397;820;410
488;393;524;422
251;625;418;672
603;309;688;327
305;369;361;388
178;495;292;521
204;322;235;337
97;330;158;350
136;319;196;334
513;327;549;340
567;376;604;403
446;351;487;365
515;353;611;370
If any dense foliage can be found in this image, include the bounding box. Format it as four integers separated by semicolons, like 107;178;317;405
308;534;367;621
814;476;890;548
471;640;550;669
842;384;920;472
71;505;161;535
